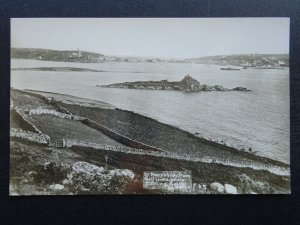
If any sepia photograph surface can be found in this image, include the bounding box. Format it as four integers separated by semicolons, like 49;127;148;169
10;18;290;195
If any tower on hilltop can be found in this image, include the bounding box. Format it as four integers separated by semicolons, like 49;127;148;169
77;48;81;57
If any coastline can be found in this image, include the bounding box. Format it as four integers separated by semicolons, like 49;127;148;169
10;88;290;194
24;89;289;166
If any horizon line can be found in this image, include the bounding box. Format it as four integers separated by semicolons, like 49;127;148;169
11;46;289;59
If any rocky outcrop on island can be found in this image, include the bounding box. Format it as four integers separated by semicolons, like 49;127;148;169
100;75;250;92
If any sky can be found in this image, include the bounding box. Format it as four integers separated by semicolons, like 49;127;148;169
11;18;290;58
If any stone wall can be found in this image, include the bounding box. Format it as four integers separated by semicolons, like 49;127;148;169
14;108;42;134
82;118;164;152
10;128;50;144
29;108;84;120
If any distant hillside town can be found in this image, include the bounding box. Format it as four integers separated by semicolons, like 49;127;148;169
11;48;289;68
11;48;104;63
185;54;289;68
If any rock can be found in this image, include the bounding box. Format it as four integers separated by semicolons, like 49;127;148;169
213;85;224;91
192;183;208;194
49;184;64;190
231;87;250;92
72;161;105;175
224;184;238;194
101;75;250;93
209;182;224;193
109;169;135;180
66;161;135;194
28;171;37;176
180;75;202;92
202;84;212;91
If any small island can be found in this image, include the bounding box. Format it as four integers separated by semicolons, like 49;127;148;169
99;75;250;92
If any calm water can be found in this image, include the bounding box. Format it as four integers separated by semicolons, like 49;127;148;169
11;59;290;163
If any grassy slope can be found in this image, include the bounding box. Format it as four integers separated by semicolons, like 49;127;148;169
10;89;290;194
59;103;289;170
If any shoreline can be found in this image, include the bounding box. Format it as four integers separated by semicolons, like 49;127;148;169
10;88;290;194
19;88;289;168
24;89;114;107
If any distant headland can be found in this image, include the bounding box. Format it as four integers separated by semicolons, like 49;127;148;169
99;75;251;92
11;48;288;68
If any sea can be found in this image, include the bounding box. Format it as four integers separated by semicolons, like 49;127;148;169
11;59;290;164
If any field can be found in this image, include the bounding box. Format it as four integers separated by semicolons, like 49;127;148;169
10;89;290;194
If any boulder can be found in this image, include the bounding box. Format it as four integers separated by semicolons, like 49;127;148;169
72;161;105;175
180;75;202;92
232;87;250;92
109;169;135;180
224;184;238;194
213;85;224;91
49;184;64;190
66;161;135;194
209;182;224;193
